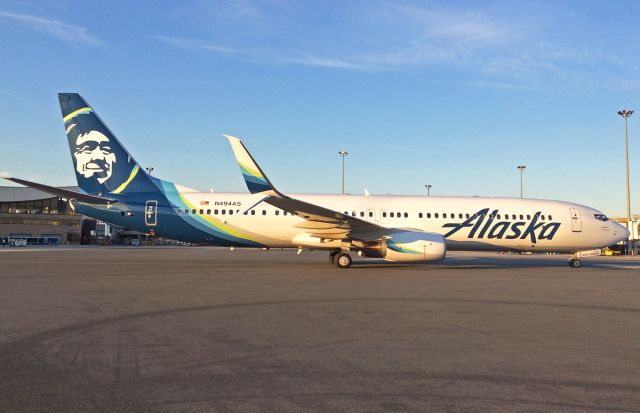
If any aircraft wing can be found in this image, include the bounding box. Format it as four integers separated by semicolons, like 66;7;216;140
224;135;386;241
3;177;117;205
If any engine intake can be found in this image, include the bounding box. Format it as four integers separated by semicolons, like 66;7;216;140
362;229;446;262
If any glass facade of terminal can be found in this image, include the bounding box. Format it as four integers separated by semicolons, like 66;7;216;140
0;196;81;245
0;197;69;215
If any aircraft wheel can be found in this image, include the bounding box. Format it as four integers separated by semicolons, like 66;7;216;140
569;258;582;268
334;252;352;269
329;250;340;264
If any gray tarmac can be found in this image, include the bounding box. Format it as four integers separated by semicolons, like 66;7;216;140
0;247;639;412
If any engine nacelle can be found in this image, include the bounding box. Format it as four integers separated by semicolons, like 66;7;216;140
362;229;446;262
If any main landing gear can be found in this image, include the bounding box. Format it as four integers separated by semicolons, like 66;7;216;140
568;253;582;268
330;250;352;268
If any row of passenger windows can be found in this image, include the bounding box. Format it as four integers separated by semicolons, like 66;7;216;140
417;212;553;221
177;208;293;216
345;210;552;221
177;207;552;221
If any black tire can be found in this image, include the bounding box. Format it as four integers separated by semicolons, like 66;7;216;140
569;259;582;268
334;252;352;269
329;250;340;264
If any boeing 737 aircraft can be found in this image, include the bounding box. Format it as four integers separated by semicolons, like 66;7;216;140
3;94;630;268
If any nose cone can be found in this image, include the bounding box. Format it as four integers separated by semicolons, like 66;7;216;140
613;222;631;243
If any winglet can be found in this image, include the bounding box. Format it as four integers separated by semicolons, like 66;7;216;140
223;134;276;194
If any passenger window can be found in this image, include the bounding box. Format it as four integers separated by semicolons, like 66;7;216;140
404;212;408;218
526;215;531;220
427;213;431;218
369;211;373;217
397;212;401;218
192;209;197;214
497;214;501;219
360;211;364;217
207;209;211;215
229;210;234;215
199;209;203;214
548;215;552;220
512;214;516;220
419;212;423;218
251;210;256;215
390;212;395;218
435;213;439;218
519;215;523;220
221;210;226;215
383;212;387;218
262;210;266;215
459;213;463;219
185;209;190;214
539;214;544;220
443;213;447;218
275;210;280;216
466;214;470;218
177;209;182;214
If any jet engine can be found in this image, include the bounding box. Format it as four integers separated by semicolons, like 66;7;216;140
361;229;446;262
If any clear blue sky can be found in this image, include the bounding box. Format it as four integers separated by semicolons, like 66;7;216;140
1;1;639;216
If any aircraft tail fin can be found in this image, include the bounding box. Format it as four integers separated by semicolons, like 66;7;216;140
58;93;155;195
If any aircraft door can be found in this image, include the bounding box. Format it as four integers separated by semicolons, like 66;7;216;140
145;200;158;226
379;209;389;224
569;208;582;232
366;208;375;221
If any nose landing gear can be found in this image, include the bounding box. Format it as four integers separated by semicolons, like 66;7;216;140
568;253;582;268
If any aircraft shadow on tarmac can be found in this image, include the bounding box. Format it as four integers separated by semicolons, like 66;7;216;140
349;255;640;270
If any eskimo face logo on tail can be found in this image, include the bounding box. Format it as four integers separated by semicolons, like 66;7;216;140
74;130;116;184
442;208;561;243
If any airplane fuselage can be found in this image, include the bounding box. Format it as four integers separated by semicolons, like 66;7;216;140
75;191;625;253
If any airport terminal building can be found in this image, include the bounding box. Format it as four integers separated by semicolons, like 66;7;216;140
0;186;83;245
0;186;170;246
0;186;126;246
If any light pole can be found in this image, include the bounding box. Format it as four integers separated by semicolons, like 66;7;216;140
338;150;348;194
425;184;432;196
517;165;526;198
146;167;154;175
618;109;634;255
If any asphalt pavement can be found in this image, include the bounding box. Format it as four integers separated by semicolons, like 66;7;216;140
1;247;639;412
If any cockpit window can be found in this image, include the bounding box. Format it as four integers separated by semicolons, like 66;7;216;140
594;214;608;222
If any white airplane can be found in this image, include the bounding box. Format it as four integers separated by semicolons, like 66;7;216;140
4;94;629;268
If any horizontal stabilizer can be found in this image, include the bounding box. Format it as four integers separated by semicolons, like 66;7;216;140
3;177;117;205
